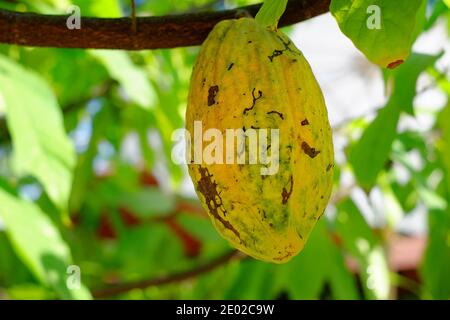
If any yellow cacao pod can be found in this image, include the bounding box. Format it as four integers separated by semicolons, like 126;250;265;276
186;18;334;263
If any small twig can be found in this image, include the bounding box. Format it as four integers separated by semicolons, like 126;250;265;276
92;250;244;298
130;0;137;34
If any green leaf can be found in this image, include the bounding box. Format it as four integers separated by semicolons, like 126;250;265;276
328;246;360;300
421;208;450;299
255;0;288;30
90;50;157;109
387;53;442;116
0;187;91;299
224;260;276;299
120;187;176;217
419;93;450;301
0;55;75;212
336;200;390;299
349;53;440;189
286;220;358;299
349;100;401;190
392;141;447;211
391;181;418;213
330;0;426;68
424;0;449;30
437;104;450;193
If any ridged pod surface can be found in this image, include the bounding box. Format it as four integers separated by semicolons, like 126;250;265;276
186;18;334;263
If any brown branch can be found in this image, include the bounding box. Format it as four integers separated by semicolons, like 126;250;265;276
92;250;244;299
90;182;354;299
0;0;331;50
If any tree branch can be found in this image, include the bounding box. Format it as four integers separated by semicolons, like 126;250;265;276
0;0;330;50
89;185;355;299
92;250;245;299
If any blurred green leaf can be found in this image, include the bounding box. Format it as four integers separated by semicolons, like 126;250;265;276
330;0;425;68
336;200;390;299
421;102;450;299
71;0;122;17
90;50;157;109
387;53;442;116
437;103;450;193
286;220;358;299
349;53;440;190
6;284;51;300
17;49;108;107
0;54;75;212
393;142;447;211
69;107;107;213
0;232;35;287
425;0;449;30
391;181;418;213
120;187;176;217
421;208;450;299
224;260;276;299
349;100;401;190
114;223;184;279
0;187;91;299
177;213;223;243
397;131;427;156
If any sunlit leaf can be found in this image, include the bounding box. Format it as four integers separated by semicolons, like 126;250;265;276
421;208;450;299
0;55;75;211
330;0;426;68
437;104;450;193
336;200;390;299
224;260;275;299
349;53;440;189
287;220;358;299
0;187;91;299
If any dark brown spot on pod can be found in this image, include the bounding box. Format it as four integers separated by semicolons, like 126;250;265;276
281;175;294;204
208;85;219;106
302;142;320;158
301;119;309;126
197;167;241;240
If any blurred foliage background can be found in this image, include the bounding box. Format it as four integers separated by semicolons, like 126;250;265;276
0;0;449;300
